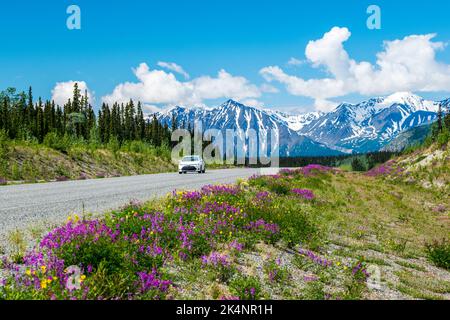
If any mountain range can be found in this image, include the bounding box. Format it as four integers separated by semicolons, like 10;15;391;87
156;92;448;157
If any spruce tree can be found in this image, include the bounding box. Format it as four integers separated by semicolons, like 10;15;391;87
437;104;443;133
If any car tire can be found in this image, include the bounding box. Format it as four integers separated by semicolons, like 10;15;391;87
179;172;182;174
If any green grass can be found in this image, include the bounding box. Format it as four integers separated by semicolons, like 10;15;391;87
395;260;427;272
0;139;176;183
1;160;449;300
396;271;450;298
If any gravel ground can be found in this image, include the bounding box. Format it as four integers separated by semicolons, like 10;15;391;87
0;168;261;249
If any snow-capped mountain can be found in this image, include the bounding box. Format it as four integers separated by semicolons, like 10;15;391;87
298;92;440;153
157;100;343;157
441;98;450;109
272;110;323;132
155;92;447;156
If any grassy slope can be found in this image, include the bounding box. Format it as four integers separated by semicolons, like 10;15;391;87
170;172;449;300
165;143;450;300
1;145;448;300
396;143;450;192
0;143;176;183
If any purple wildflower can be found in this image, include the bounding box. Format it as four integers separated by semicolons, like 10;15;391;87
298;248;333;267
137;269;171;294
245;219;279;234
201;184;240;196
291;188;315;200
201;252;230;268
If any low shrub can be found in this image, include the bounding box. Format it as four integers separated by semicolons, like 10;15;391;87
229;275;263;300
426;239;450;270
0;165;330;300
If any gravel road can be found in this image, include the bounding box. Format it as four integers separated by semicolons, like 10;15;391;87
0;168;261;247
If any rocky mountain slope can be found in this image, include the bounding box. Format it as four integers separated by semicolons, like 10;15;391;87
156;92;447;156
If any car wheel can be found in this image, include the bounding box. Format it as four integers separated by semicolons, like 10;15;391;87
183;172;187;174
179;172;182;174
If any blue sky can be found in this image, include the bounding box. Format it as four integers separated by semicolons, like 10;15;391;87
1;0;450;113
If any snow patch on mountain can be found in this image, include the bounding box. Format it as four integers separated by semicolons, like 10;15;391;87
154;92;447;156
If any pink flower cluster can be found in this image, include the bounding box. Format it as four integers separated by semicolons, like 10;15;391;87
245;219;279;234
137;269;172;294
291;188;315;200
298;248;333;267
40;220;120;250
201;184;240;196
201;252;230;268
366;160;404;177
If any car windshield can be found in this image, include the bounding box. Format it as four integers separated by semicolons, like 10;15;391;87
182;156;199;162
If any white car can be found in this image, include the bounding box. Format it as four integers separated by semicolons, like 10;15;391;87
178;155;206;174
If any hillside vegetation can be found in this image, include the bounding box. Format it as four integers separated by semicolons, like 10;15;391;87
0;85;448;300
1;154;448;300
0;85;176;183
0;137;175;184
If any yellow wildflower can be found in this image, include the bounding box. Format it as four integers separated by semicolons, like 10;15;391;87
25;269;32;276
41;266;47;273
40;280;47;289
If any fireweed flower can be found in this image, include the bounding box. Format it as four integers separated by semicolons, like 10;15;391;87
199;202;243;217
39;220;119;250
303;275;318;282
137;269;171;294
201;252;230;268
201;184;240;196
352;262;370;280
366;160;404;178
291;189;315;200
298;248;333;267
254;191;272;206
301;164;336;176
181;190;203;201
245;219;279;234
228;240;244;252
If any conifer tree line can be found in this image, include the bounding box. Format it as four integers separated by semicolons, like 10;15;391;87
430;101;450;145
0;84;172;147
433;102;450;135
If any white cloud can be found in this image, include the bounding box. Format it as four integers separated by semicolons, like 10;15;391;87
313;99;338;112
241;99;265;108
261;27;450;110
157;61;190;79
51;81;94;107
102;63;261;107
287;57;305;66
260;83;279;93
